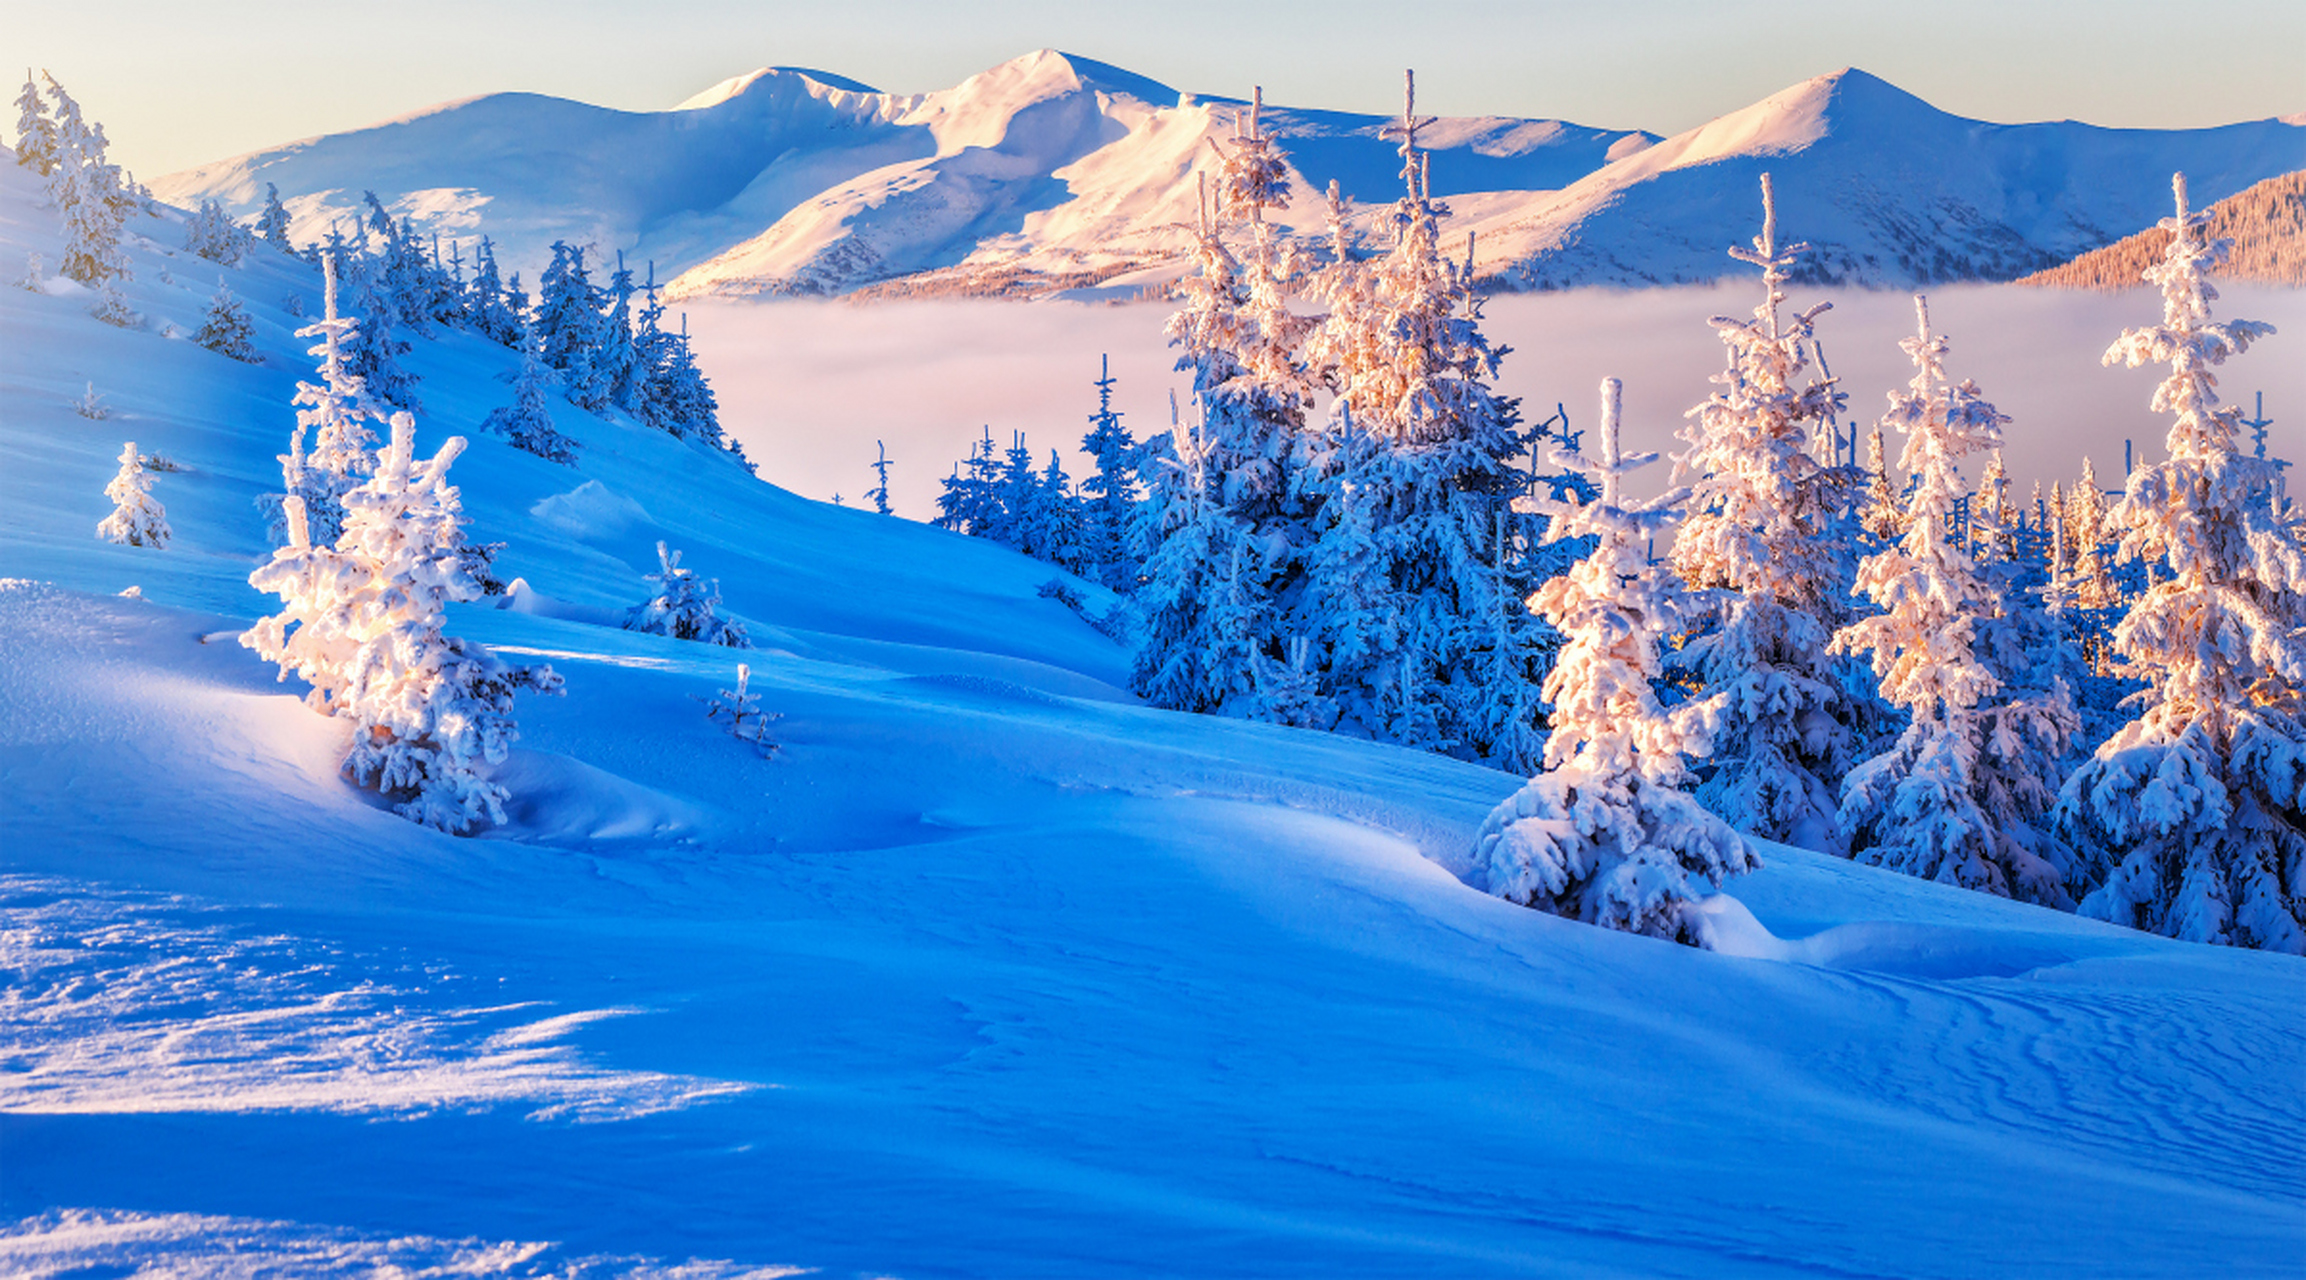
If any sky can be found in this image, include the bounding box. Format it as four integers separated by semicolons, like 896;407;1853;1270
11;0;2305;180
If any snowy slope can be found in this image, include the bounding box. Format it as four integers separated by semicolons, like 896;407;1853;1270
151;51;1648;299
5;154;2305;1276
1467;68;2306;289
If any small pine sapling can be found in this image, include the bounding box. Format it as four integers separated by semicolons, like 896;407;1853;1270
256;182;293;250
194;279;260;363
16;252;41;292
1473;378;1754;947
700;663;781;758
96;440;169;548
73;382;107;419
623;541;751;647
88;279;138;328
482;342;579;464
867;439;895;515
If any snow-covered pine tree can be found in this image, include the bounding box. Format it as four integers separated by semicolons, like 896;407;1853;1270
624;542;751;647
14;69;58;176
468;238;522;347
597;252;644;412
867;439;895;515
534;241;606;409
74;381;106;419
96;440;170;548
1975;450;2016;564
1079;355;1141;591
194;279;259;363
255;182;293;251
271;253;386;546
1833;297;2078;905
335;245;420;411
2054;173;2302;952
183;198;248;265
1861;427;1902;541
1035;449;1088;574
1132;397;1262;711
1474;377;1754;945
2067;457;2120;609
482;339;579;464
246;414;562;832
43;76;129;290
1668;172;1861;851
702;663;780;757
1294;73;1539;768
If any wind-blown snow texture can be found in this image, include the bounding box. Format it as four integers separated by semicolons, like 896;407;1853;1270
4;149;2304;1276
151;54;2302;299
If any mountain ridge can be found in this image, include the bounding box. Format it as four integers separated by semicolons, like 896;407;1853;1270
149;54;2304;300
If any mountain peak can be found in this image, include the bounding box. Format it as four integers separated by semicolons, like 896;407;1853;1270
676;66;882;111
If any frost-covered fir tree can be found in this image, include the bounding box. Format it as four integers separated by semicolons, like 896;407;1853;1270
1297;73;1540;768
624;542;751;647
255;182;293;250
1669;173;1861;850
468;238;523;347
1833;297;2078;905
482;340;578;464
43;76;129;290
1079;354;1140;591
1474;378;1754;945
2053;174;2302;952
334;246;420;411
1861;427;1902;541
268;253;387;546
194;279;259;363
15;69;58;175
534;241;606;408
245;415;562;832
2066;457;2120;610
183;198;247;265
597;252;644;412
867;439;895;515
96;440;170;548
1132;399;1262;711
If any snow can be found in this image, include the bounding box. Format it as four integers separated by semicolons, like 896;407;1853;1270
4;133;2305;1276
148;58;2300;301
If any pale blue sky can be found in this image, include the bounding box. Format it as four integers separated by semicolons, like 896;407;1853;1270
12;0;2304;179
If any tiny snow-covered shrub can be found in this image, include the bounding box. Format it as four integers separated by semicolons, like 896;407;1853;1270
16;252;41;292
89;279;138;328
194;279;259;363
623;541;750;647
95;440;169;548
73;382;107;419
700;663;780;758
1473;378;1753;948
139;450;186;473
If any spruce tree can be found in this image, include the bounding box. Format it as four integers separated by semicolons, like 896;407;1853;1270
336;246;420;411
1474;378;1754;945
1833;297;2078;905
96;441;170;548
1079;354;1140;591
534;241;606;408
624;542;751;647
482;340;579;465
246;414;563;833
43;75;129;290
194;279;260;363
14;69;58;176
867;439;895;515
255;182;293;250
2054;174;2301;952
1668;173;1861;851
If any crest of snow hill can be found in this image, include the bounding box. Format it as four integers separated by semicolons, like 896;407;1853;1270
18;67;2306;956
149;54;2304;298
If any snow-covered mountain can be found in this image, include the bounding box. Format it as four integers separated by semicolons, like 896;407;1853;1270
152;50;1651;299
1465;69;2306;289
153;56;2302;299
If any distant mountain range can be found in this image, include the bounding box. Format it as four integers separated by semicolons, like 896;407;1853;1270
2016;168;2306;289
151;51;2305;301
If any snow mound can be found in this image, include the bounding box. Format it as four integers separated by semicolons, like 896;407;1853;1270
530;479;652;538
